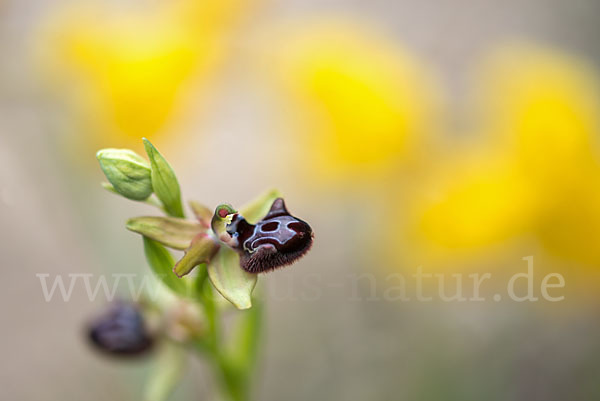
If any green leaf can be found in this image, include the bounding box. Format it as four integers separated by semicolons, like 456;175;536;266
143;237;188;296
127;216;204;250
143;138;184;218
97;148;153;200
240;188;282;223
207;247;257;310
144;341;186;401
173;234;220;278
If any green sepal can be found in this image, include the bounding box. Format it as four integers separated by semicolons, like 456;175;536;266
127;216;204;250
240;188;282;223
207;247;257;310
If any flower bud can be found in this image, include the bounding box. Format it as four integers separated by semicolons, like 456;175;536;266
97;149;153;200
88;302;154;356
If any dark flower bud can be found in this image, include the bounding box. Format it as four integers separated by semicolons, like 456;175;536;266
226;198;313;273
88;302;154;357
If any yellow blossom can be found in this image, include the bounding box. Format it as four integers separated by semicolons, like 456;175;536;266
35;0;257;152
396;44;600;268
260;19;441;182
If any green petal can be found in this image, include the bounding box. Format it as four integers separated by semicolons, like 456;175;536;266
143;138;184;218
127;216;204;250
240;188;283;223
188;200;212;227
143;237;188;296
173;234;220;278
207;247;257;310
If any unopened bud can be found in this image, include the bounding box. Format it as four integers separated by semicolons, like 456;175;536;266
87;302;154;357
97;149;153;200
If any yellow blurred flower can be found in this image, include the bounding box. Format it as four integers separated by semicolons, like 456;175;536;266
417;152;539;251
480;45;600;189
35;0;257;152
259;20;441;182
397;44;600;268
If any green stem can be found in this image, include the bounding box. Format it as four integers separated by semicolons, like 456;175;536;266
194;272;254;401
158;198;258;401
144;341;187;401
144;194;167;211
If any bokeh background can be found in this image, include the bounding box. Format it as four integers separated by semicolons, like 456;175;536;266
2;0;600;400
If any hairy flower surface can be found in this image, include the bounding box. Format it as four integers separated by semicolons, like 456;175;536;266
226;198;313;273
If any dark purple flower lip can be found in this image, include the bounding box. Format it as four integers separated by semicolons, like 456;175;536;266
226;198;314;273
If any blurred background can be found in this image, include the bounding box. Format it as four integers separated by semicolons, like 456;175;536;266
2;0;600;400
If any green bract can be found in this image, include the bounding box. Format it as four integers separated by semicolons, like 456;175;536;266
143;237;188;297
96;148;153;200
143;138;184;218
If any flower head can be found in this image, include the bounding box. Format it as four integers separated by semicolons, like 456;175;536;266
97;139;314;309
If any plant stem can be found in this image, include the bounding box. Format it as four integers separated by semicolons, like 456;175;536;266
194;270;251;401
160;192;257;401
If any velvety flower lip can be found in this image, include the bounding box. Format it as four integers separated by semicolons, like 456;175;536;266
226;198;314;273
